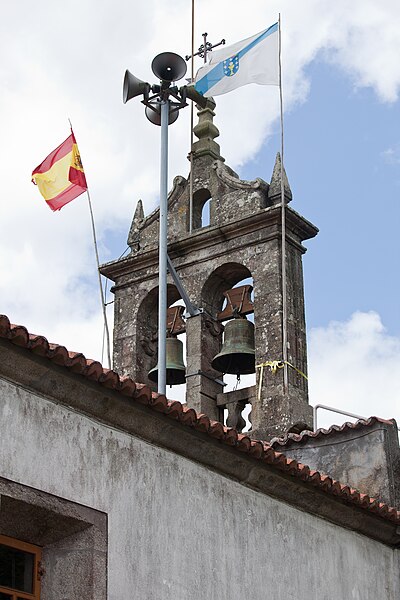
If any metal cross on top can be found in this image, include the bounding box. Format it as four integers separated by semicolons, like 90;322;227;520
185;32;225;64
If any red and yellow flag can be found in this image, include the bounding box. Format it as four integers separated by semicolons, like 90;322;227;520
32;132;87;211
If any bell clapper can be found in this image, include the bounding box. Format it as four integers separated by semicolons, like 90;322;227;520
233;374;241;392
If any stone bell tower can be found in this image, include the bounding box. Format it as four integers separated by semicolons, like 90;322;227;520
100;99;318;439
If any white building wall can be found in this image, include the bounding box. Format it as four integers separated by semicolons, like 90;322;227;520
0;377;399;600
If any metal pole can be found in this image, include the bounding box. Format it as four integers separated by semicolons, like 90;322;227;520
189;0;195;234
278;13;289;394
68;119;112;369
157;99;169;395
167;254;200;317
86;190;112;370
312;404;400;433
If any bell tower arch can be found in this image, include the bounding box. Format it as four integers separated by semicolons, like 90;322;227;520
101;98;318;439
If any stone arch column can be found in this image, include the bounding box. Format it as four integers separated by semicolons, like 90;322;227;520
185;262;253;419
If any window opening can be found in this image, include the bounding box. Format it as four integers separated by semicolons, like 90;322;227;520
192;188;212;230
167;299;186;403
201;199;211;228
221;277;255;432
0;536;41;600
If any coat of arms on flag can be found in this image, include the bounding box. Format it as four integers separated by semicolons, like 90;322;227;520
223;55;239;77
32;132;87;211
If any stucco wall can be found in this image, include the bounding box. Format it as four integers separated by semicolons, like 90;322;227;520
273;423;400;508
0;377;399;600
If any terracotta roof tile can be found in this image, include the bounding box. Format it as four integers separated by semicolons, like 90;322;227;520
194;413;211;433
237;434;252;453
209;421;225;440
249;440;264;459
29;335;49;356
117;376;137;397
224;428;238;446
165;400;184;420
270;416;397;449
134;383;152;405
150;393;169;413
0;313;399;525
179;406;197;426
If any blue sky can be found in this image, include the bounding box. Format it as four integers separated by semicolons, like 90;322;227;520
243;58;400;336
0;0;399;430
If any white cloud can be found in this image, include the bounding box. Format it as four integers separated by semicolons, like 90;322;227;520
382;144;400;165
308;311;400;429
0;0;399;370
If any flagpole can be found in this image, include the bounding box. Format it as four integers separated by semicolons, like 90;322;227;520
189;0;195;234
278;14;289;394
86;189;112;370
68;120;112;369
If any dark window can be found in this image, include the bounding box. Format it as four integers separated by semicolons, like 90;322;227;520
0;536;41;600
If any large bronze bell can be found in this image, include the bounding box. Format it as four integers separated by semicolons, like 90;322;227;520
148;337;186;386
212;318;255;375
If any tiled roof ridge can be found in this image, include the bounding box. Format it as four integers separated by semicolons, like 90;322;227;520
0;314;399;525
270;416;397;448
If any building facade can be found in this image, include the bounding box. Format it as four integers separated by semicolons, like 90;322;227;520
0;316;399;599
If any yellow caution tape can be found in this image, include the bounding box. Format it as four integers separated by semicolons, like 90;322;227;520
256;360;308;381
256;360;308;403
256;360;284;373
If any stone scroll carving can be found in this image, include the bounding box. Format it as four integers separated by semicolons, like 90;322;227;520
213;160;269;193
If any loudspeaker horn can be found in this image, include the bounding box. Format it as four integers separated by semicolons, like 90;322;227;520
181;85;208;109
123;70;151;104
151;52;187;83
145;105;179;126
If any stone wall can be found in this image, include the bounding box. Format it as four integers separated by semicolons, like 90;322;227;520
101;100;318;439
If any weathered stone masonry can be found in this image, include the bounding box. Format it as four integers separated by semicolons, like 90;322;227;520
101;98;318;439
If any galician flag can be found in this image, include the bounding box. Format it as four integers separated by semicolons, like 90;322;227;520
194;22;279;98
32;132;87;211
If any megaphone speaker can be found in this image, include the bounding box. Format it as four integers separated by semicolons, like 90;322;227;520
145;105;179;126
182;85;208;109
151;52;187;83
123;70;151;104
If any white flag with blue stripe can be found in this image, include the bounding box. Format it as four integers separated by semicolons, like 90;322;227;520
194;23;279;98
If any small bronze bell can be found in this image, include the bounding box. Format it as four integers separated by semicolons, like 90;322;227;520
211;318;255;375
148;337;186;386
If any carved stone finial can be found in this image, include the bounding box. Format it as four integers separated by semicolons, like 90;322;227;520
268;152;292;204
127;199;145;250
191;98;224;162
133;198;144;222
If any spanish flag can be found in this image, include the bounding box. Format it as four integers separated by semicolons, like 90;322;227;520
32;132;87;211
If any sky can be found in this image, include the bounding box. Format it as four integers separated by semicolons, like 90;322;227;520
1;0;399;431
